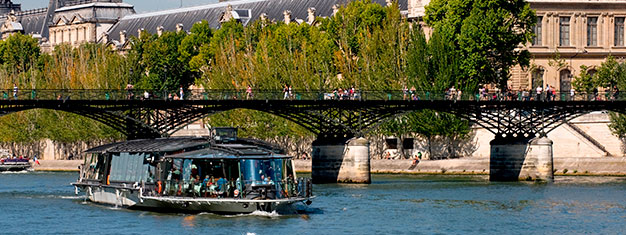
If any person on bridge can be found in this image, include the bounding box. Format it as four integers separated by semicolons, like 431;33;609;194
246;85;253;100
12;83;17;100
283;84;289;100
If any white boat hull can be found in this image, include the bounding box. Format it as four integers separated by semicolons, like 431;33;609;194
78;185;309;214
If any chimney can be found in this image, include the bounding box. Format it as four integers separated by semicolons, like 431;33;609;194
283;10;292;24
157;26;164;36
386;0;393;7
102;33;109;44
307;7;316;24
176;23;184;32
332;5;339;16
119;30;126;44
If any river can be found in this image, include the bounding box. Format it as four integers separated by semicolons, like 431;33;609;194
1;172;624;234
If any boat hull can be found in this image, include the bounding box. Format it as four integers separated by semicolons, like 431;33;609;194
0;163;31;172
75;184;309;214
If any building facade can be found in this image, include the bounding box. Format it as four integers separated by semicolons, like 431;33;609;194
515;0;626;92
408;0;626;91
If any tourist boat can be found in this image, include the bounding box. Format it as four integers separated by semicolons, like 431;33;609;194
0;158;31;172
0;150;31;172
72;128;313;214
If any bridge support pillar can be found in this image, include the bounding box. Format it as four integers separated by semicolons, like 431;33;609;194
490;136;554;181
311;137;371;184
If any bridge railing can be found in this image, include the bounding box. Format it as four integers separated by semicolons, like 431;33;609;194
0;89;623;101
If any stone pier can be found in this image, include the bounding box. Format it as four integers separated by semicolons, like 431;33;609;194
311;137;371;184
490;136;554;181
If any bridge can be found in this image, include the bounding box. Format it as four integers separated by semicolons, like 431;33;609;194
1;89;624;183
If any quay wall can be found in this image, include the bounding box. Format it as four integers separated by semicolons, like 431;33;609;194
31;158;626;176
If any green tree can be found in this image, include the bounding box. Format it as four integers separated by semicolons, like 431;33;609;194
0;33;41;75
137;31;194;91
572;65;595;93
425;0;536;89
594;55;624;89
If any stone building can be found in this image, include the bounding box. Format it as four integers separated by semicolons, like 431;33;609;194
407;0;626;92
0;0;408;49
513;0;626;92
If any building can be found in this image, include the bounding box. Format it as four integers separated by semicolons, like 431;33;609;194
514;0;626;92
0;0;408;50
408;0;626;91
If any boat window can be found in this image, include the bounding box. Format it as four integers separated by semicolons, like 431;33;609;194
240;159;285;185
109;153;151;183
83;153;106;181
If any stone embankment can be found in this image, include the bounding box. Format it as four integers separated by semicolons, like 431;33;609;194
31;158;626;176
294;158;626;176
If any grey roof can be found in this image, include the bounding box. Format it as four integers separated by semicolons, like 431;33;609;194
16;9;47;36
85;137;210;153
106;0;408;42
164;144;289;159
0;8;48;37
53;2;135;24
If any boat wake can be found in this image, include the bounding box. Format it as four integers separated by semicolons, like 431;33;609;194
215;210;282;218
0;170;30;174
59;195;87;200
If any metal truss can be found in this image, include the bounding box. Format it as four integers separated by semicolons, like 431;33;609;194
0;100;625;140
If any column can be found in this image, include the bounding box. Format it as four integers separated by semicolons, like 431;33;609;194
489;136;554;181
312;137;371;184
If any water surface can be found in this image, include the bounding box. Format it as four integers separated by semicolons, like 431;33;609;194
1;172;624;234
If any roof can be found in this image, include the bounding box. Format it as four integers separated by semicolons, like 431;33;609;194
85;137;210;153
106;0;408;41
164;144;290;160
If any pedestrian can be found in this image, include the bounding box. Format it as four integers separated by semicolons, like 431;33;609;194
536;85;543;101
403;85;408;100
570;88;575;101
288;85;293;99
283;84;289;100
179;86;184;100
246;85;253;100
144;91;150;100
13;83;18;100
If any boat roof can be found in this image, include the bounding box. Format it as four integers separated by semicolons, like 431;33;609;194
163;144;291;160
85;137;209;154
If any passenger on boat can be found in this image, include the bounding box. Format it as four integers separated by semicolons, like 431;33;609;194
216;177;228;198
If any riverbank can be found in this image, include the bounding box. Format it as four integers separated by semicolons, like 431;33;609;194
31;158;626;177
293;158;626;176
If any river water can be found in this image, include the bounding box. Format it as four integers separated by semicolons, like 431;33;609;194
1;172;624;234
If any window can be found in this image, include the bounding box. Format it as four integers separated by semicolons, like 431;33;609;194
109;153;151;182
402;138;414;150
560;69;572;91
560;17;570;46
616;17;625;46
587;17;598;46
533;16;543;46
532;68;544;90
385;138;398;149
588;69;597;78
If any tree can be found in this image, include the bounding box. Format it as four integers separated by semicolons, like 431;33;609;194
594;56;624;90
137;31;194;91
424;0;536;90
0;33;41;75
572;65;595;93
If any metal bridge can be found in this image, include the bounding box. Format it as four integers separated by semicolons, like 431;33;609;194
0;89;624;141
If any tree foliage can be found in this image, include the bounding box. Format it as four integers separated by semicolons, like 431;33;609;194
425;0;536;89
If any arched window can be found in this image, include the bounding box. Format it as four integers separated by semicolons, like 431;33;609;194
531;68;544;89
588;69;597;78
560;69;572;91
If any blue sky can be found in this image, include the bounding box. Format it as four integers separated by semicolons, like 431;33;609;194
18;0;220;13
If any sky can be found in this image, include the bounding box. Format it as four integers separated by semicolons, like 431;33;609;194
17;0;220;13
